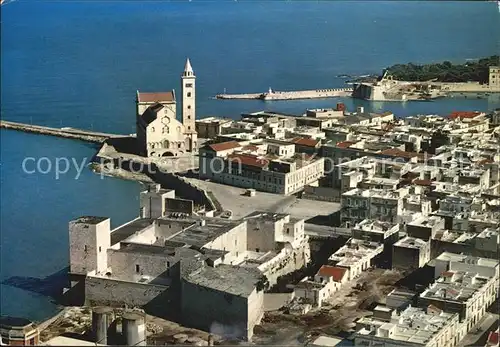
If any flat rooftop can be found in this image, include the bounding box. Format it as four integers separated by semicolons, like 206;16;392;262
420;271;490;303
110;218;155;245
435;252;499;268
477;228;499;239
185;264;262;297
42;336;105;346
116;242;178;257
72;216;108;225
356;306;456;345
407;216;442;228
354;219;398;234
330;238;383;267
0;316;34;329
238;251;277;268
343;188;400;200
244;211;289;223
394;236;428;249
168;218;243;248
310;335;344;347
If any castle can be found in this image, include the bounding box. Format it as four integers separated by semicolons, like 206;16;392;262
136;58;198;157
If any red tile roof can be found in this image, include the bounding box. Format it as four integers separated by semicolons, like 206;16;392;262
242;145;259;151
208;141;241;152
336;141;356;149
227;154;269;168
413;179;433;186
380;148;423;159
292;137;320;147
448;111;481;120
442;271;454;277
137;91;175;103
477;158;494;165
487;331;499;346
427;304;443;314
317;265;348;282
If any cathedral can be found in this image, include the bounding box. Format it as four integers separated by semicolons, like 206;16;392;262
136;58;198;157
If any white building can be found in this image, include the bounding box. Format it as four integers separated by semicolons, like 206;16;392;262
392;237;431;271
329;238;383;281
341;188;406;227
355;305;460;347
420;253;499;339
136;59;198;157
199;139;324;195
352;219;400;245
292;265;348;308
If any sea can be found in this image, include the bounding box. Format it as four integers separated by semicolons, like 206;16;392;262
1;0;499;322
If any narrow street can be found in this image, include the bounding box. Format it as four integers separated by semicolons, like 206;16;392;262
458;313;499;347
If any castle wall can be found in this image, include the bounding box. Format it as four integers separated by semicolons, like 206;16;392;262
85;276;171;308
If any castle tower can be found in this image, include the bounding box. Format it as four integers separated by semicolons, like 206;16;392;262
69;216;110;275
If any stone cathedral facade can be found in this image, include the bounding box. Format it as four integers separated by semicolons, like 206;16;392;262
136;58;198;157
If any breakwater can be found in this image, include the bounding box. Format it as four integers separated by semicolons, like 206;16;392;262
216;87;353;101
0;120;127;143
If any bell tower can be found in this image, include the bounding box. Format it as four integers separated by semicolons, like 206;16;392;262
182;58;196;133
181;58;197;152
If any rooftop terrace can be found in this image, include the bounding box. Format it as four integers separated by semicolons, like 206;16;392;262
394;237;428;249
330;238;383;267
356;306;457;345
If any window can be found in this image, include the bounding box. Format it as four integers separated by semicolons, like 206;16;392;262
188;126;191;130
99;246;102;253
84;245;88;252
135;265;140;273
178;143;181;148
167;261;170;268
188;116;191;119
235;239;237;246
256;248;260;252
187;105;191;109
286;228;290;234
187;92;191;97
151;127;155;132
186;83;193;88
29;338;35;345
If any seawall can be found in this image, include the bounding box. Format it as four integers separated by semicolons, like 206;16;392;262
0;120;127;143
216;88;352;101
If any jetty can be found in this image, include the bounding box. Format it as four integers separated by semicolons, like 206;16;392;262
216;87;353;101
0;120;127;143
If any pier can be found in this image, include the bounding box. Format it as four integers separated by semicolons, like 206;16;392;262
0;120;128;143
216;87;353;101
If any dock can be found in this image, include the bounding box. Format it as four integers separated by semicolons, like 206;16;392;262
216;87;353;101
0;120;128;143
